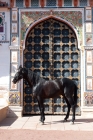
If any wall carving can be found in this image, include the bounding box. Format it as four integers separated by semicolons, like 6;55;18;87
21;10;82;48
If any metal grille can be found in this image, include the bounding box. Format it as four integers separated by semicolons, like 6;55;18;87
46;0;56;6
16;0;23;7
64;0;72;6
23;18;81;115
79;0;87;6
31;0;39;7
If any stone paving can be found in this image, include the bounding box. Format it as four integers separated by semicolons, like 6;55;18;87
0;115;93;131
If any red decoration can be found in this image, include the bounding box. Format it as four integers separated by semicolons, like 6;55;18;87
58;0;62;7
10;0;14;8
73;0;78;7
40;0;45;7
25;0;29;7
89;0;93;7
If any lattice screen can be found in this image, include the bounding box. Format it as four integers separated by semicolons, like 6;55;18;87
31;0;39;7
46;0;56;6
64;0;72;6
16;0;23;7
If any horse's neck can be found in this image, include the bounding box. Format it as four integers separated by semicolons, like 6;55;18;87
25;69;33;86
27;69;41;87
33;73;41;86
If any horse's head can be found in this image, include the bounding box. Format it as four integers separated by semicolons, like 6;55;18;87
12;65;27;84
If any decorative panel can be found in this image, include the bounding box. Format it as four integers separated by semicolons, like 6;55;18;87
84;92;93;106
0;12;5;41
9;92;20;105
21;10;82;47
86;50;93;92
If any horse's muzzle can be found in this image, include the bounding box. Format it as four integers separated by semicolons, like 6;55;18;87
12;79;16;84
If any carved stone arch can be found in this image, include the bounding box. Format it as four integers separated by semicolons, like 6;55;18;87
23;15;81;115
23;15;79;50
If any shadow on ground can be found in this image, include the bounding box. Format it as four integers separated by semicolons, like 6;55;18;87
50;118;93;125
0;117;18;127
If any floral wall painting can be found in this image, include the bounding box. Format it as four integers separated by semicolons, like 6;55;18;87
87;79;93;90
11;36;18;45
11;51;18;63
84;93;93;106
12;23;17;33
12;10;17;21
87;65;92;76
85;9;92;21
9;92;20;105
86;23;92;33
85;34;92;46
86;51;92;63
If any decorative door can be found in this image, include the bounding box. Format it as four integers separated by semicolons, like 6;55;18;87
23;18;80;115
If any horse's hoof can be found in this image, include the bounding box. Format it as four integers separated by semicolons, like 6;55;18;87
63;119;67;123
70;121;74;125
39;121;44;125
40;121;44;125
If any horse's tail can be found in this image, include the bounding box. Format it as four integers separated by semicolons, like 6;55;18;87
74;84;78;106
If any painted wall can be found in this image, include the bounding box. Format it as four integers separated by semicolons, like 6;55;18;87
0;9;10;106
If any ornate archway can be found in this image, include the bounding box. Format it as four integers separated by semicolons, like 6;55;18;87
23;17;80;115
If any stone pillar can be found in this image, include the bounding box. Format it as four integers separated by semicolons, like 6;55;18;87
10;0;14;8
8;45;22;117
89;0;93;7
40;0;45;7
25;0;29;7
58;0;63;7
73;0;78;7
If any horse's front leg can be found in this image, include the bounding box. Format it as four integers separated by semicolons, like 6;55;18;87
37;96;45;124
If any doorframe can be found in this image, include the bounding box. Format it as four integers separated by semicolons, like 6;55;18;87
19;8;84;114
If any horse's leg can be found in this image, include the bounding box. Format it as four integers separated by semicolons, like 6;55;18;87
37;99;42;122
67;98;76;124
63;96;71;122
37;96;45;124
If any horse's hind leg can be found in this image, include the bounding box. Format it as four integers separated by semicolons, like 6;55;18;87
63;96;71;122
37;99;42;122
37;96;45;124
68;98;76;124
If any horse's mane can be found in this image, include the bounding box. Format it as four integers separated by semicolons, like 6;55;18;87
27;69;44;86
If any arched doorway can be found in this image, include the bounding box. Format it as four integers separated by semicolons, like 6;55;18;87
23;17;80;115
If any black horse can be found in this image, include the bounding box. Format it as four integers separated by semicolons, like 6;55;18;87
13;65;78;124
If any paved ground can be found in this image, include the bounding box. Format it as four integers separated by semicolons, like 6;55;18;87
0;115;93;140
